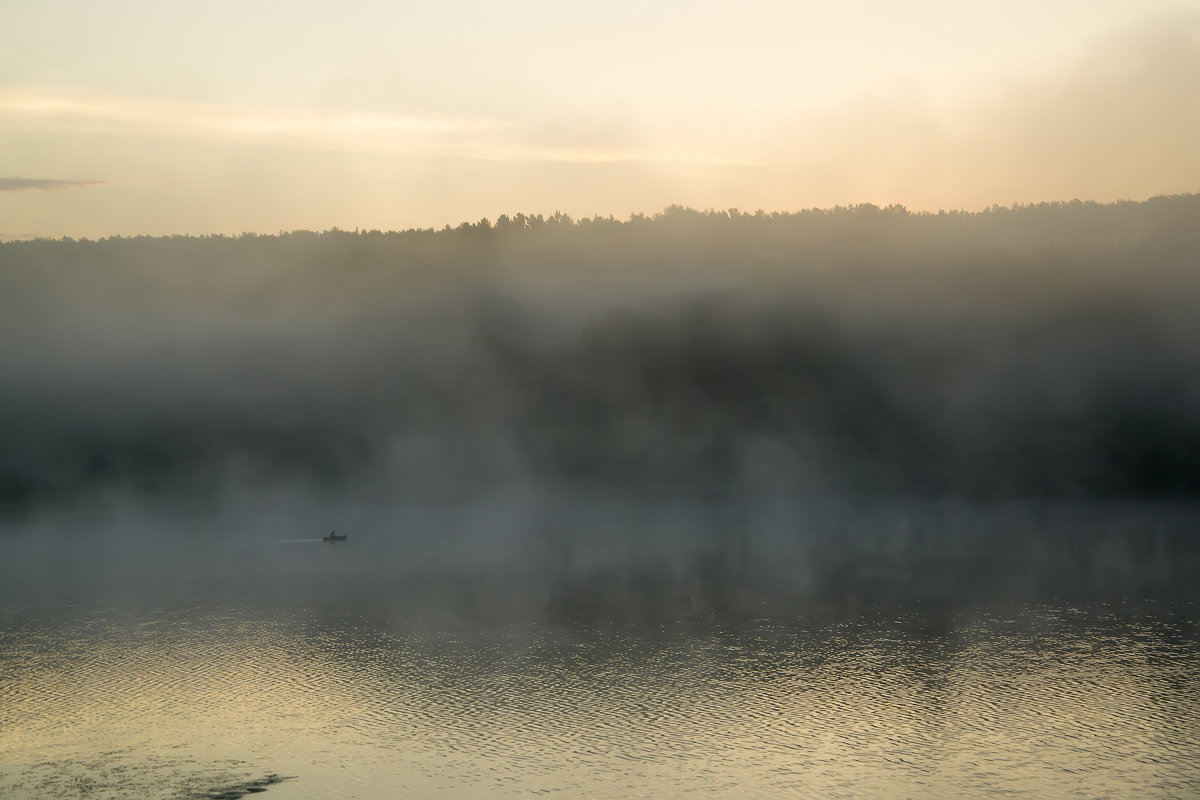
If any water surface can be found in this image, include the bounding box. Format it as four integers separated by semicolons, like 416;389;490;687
3;564;1198;799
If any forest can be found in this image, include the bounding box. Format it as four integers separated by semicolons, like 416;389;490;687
2;195;1199;516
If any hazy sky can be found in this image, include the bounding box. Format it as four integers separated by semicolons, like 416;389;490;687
1;0;1197;238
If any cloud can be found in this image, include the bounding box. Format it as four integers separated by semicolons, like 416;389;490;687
759;12;1200;208
0;177;106;192
0;86;744;166
0;86;502;152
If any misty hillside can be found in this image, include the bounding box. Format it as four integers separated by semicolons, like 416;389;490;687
2;195;1200;515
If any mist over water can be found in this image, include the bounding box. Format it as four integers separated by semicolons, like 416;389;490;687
3;197;1200;587
2;196;1199;798
5;197;1200;508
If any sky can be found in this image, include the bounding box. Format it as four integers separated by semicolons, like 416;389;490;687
1;0;1197;239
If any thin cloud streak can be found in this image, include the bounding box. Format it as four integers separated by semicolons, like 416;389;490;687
0;177;106;192
0;87;752;166
0;86;501;149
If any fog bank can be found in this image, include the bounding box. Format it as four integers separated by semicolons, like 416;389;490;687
4;197;1199;511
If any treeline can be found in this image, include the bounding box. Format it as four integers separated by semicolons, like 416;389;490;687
1;194;1199;512
15;194;1198;243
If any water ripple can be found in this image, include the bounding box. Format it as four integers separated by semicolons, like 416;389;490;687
1;596;1198;798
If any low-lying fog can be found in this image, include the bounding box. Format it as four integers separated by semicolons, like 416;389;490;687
2;197;1199;610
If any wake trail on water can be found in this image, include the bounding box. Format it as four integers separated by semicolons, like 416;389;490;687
273;538;327;544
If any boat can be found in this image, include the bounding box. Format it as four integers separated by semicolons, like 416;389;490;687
323;530;348;543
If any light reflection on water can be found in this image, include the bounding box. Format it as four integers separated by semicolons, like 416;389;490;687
2;590;1198;799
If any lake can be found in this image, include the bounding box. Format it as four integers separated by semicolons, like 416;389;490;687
2;510;1199;799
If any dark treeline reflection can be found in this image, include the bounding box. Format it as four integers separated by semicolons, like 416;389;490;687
2;196;1199;601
